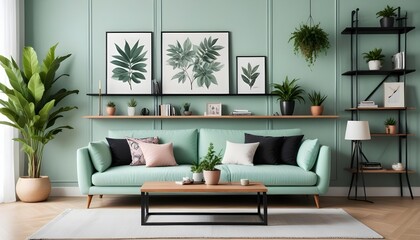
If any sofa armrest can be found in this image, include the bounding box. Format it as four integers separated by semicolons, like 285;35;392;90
314;145;331;195
77;147;94;195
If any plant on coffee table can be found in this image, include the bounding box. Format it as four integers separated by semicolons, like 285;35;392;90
191;162;204;182
200;143;222;185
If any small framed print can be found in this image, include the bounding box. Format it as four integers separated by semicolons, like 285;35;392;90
206;103;222;116
384;82;405;107
236;56;266;94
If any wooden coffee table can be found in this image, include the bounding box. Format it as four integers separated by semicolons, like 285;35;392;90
140;181;268;225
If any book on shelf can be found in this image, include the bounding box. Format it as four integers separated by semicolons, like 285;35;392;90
358;101;378;108
361;162;382;170
231;110;252;115
159;104;176;116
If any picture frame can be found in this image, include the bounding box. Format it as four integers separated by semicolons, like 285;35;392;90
161;31;230;94
206;103;222;116
384;82;405;107
106;32;153;94
236;56;266;94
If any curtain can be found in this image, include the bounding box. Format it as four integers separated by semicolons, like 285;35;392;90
0;0;23;203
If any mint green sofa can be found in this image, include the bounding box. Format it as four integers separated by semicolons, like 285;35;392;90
77;128;330;208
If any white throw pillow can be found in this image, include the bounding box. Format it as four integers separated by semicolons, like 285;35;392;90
222;141;260;166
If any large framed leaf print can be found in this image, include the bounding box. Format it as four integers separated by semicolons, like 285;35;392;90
236;56;266;94
106;32;152;94
162;32;230;94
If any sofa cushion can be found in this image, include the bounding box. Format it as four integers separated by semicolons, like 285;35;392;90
108;129;198;165
127;137;159;166
139;142;177;167
199;128;302;162
297;139;320;171
88;141;112;172
226;164;318;186
222;141;259;165
245;133;284;165
106;138;132;166
280;135;304;165
91;165;230;186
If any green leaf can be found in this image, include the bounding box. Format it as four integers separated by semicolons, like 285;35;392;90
28;73;44;103
22;47;39;79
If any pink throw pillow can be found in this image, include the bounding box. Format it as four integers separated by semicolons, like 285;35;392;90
126;137;159;166
138;142;177;167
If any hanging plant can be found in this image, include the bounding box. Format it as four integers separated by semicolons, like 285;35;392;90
288;0;330;67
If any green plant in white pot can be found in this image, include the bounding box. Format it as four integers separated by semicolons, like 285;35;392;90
363;48;385;70
0;44;79;202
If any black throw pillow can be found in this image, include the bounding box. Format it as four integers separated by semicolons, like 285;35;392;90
245;133;284;165
106;138;132;166
280;135;304;165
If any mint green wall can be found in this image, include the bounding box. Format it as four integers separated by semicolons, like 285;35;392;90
24;0;420;189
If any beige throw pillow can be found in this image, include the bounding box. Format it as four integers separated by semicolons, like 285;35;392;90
138;142;177;167
222;141;260;166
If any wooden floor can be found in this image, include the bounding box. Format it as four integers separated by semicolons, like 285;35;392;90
1;195;419;240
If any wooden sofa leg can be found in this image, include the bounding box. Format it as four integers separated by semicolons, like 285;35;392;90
87;195;93;209
314;194;320;208
99;195;103;198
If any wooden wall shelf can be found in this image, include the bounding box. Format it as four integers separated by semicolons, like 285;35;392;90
371;133;414;137
82;115;339;119
346;168;415;174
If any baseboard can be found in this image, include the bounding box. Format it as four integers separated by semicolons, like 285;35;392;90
51;187;420;197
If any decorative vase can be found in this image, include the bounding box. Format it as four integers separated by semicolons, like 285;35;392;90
141;108;150;116
106;107;116;116
203;170;221;185
368;60;382;70
380;17;394;28
127;107;135;116
310;106;324;116
192;172;204;182
183;111;192;116
16;176;51;202
386;125;397;134
280;101;295;115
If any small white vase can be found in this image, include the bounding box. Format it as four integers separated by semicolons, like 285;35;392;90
127;107;135;116
368;60;382;70
192;172;204;182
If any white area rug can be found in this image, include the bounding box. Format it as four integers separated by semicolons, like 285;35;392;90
29;208;383;239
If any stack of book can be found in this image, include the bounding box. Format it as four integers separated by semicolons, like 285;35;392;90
361;162;382;170
160;104;175;116
358;101;378;108
231;110;252;116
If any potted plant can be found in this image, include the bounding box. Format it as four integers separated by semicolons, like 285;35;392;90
190;162;204;182
183;102;192;116
384;117;397;134
363;48;385;70
200;143;222;185
107;101;116;116
271;76;305;115
0;44;79;202
308;90;327;116
289;23;330;67
127;98;137;116
141;107;150;116
376;5;398;28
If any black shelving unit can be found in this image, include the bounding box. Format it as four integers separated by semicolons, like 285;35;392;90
342;8;415;200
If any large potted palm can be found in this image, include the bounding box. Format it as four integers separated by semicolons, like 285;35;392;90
0;44;79;202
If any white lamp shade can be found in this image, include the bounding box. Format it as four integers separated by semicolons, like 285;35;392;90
345;121;371;140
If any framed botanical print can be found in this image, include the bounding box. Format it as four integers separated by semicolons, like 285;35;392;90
161;31;230;94
106;32;153;94
236;56;266;94
206;103;222;116
384;82;405;107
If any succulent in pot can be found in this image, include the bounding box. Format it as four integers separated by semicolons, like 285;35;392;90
200;143;222;185
183;102;192;116
107;101;116;116
362;48;385;70
308;90;327;116
384;117;397;134
271;76;305;115
190;162;204;182
127;98;137;116
376;5;398;27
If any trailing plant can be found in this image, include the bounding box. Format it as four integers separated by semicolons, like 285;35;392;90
308;90;327;106
362;48;385;63
190;162;203;173
128;98;137;107
111;40;148;90
376;5;397;18
271;76;305;103
200;143;222;171
0;44;79;178
166;37;224;90
384;117;397;125
183;102;191;111
289;23;330;66
241;62;260;89
107;101;116;108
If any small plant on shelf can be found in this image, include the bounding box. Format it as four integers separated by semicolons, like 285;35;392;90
384;117;397;134
271;76;305;115
106;101;116;116
128;98;137;107
376;5;398;27
183;102;192;116
308;91;327;116
362;48;385;70
127;98;137;116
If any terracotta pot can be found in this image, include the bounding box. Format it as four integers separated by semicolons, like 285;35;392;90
203;170;221;185
386;125;397;134
16;176;51;202
310;106;324;116
106;107;116;116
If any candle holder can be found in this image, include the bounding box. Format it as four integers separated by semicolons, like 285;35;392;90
98;87;102;116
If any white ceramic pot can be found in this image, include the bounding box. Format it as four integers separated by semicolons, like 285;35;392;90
192;172;204;182
127;107;135;116
368;60;382;70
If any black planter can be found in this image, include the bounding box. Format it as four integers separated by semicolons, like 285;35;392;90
280;101;295;115
380;17;394;28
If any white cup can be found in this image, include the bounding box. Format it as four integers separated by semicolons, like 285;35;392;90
240;179;249;186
